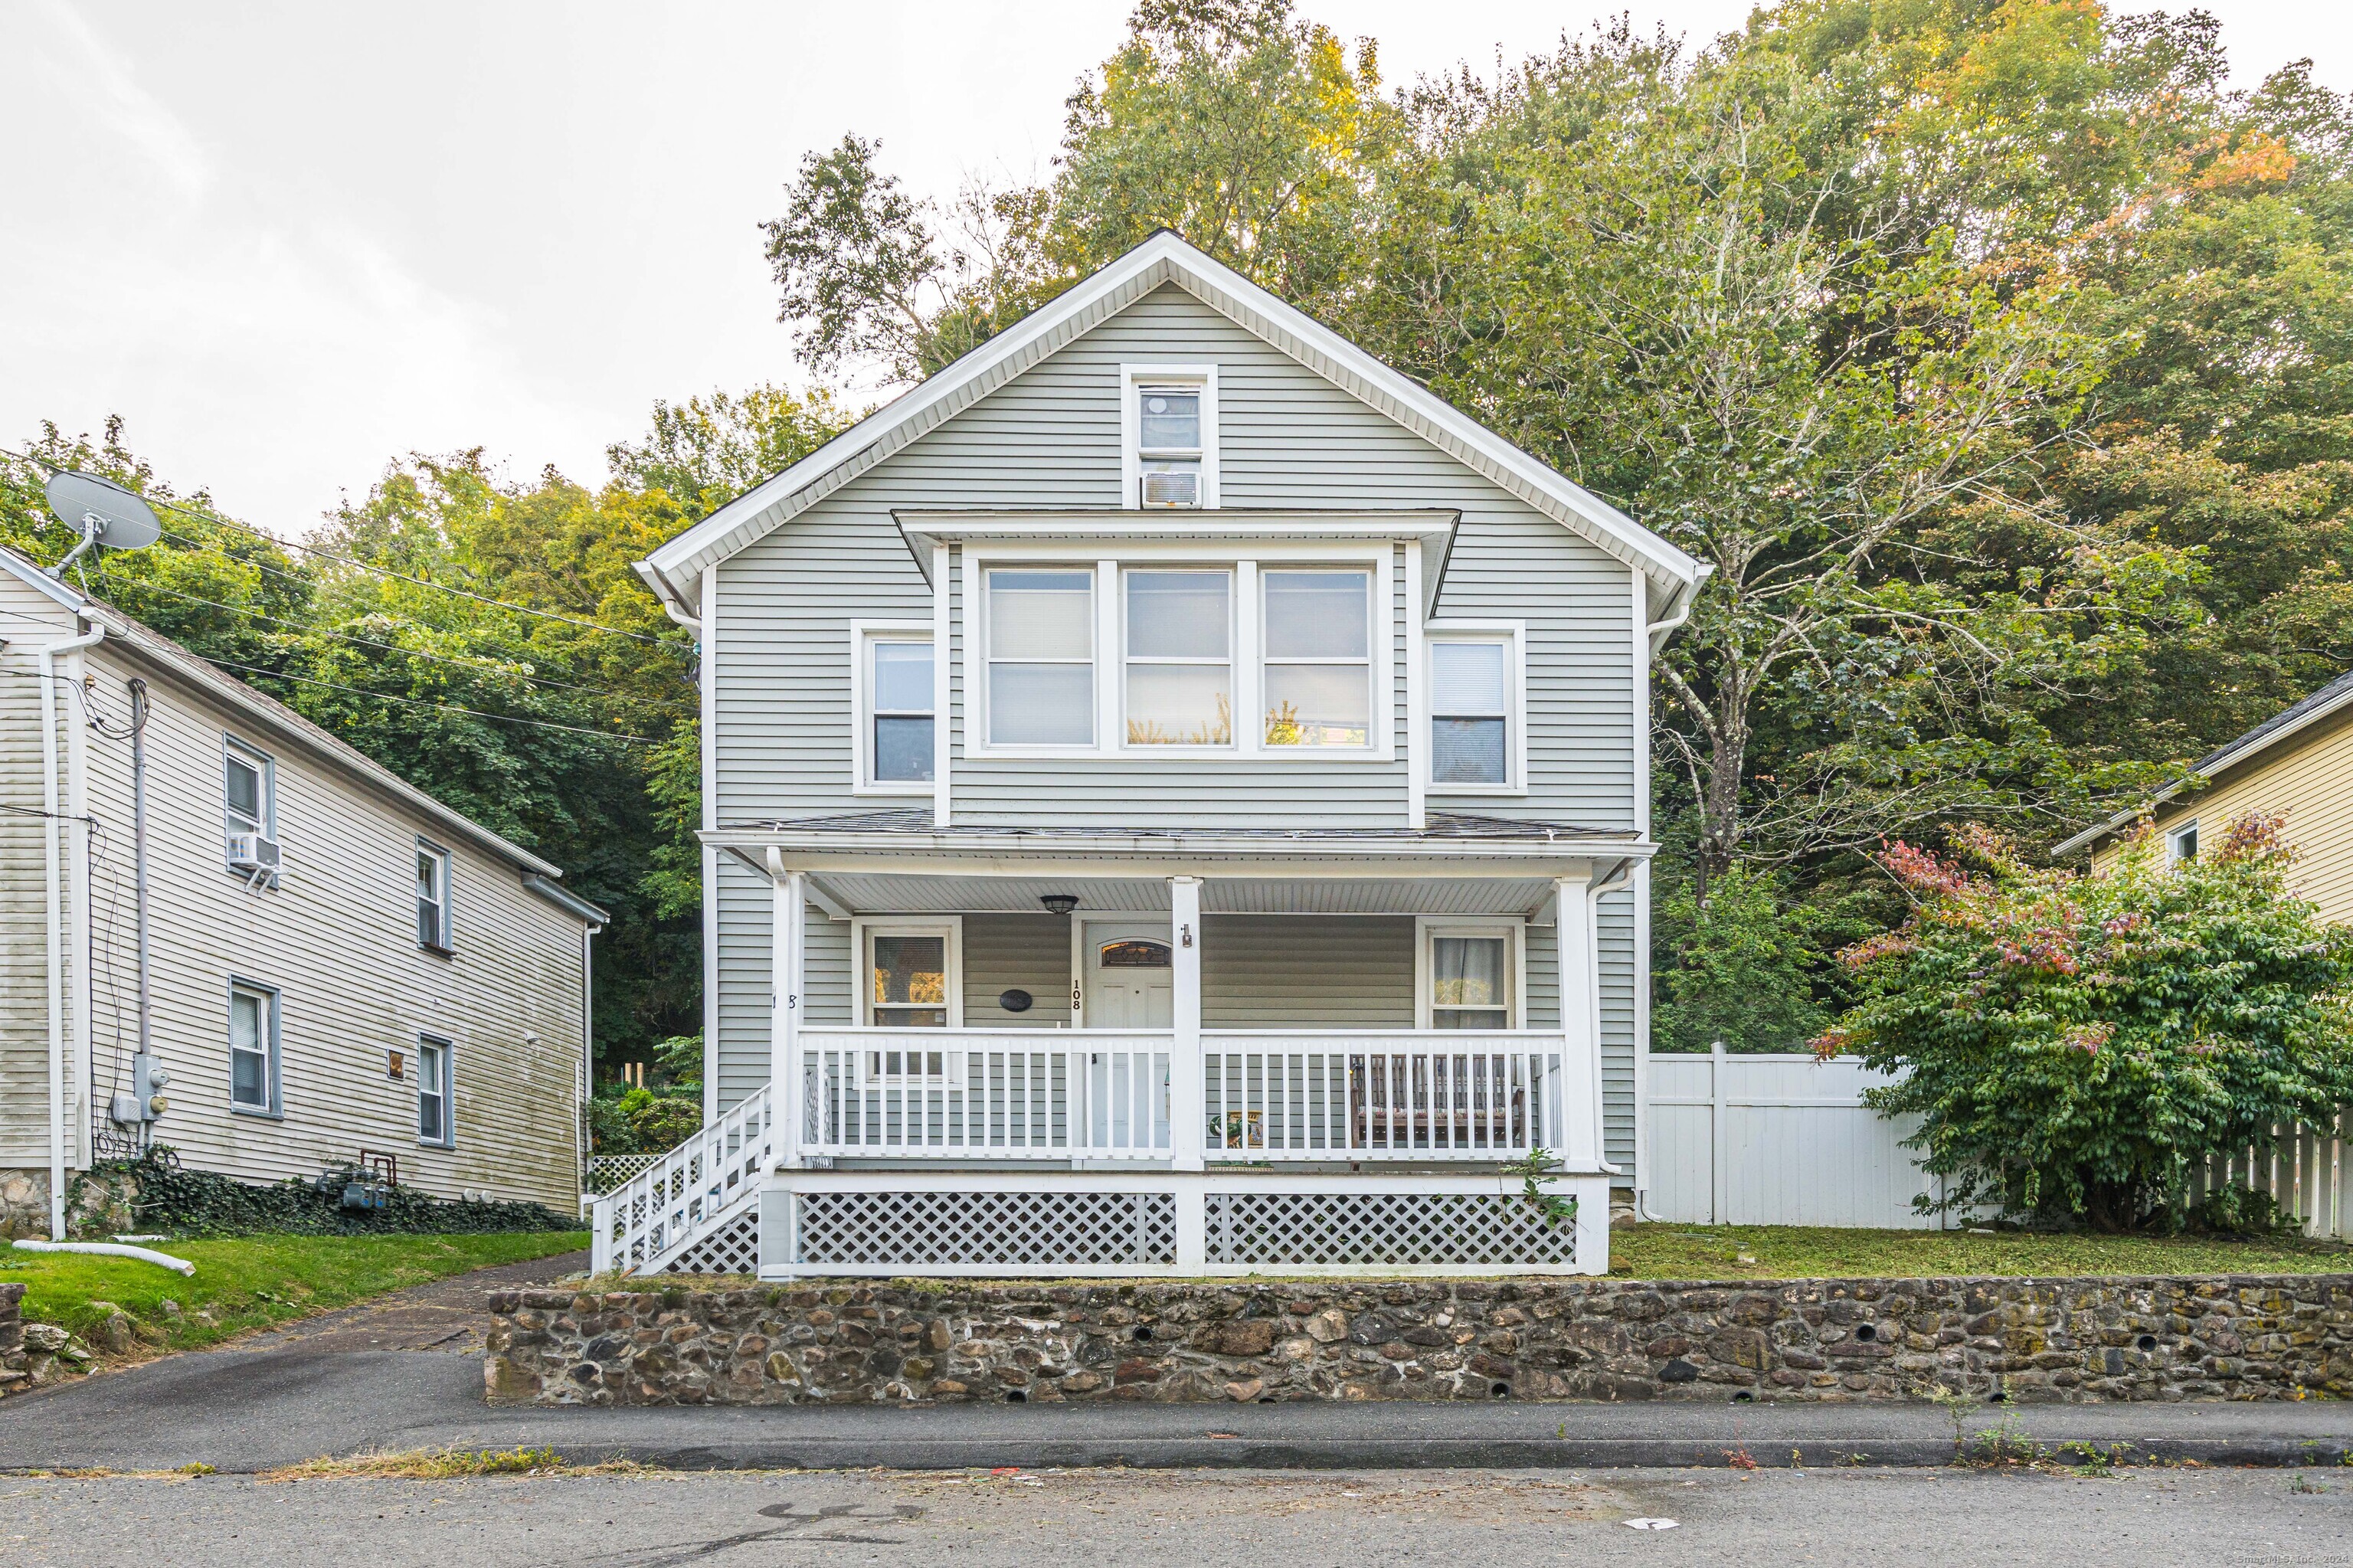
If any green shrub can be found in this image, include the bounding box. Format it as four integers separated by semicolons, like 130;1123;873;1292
1652;864;1835;1053
587;1085;702;1154
74;1149;573;1237
1817;816;2353;1230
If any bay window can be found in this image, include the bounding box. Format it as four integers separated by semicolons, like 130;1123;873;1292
985;569;1094;746
1262;569;1372;748
1124;569;1232;745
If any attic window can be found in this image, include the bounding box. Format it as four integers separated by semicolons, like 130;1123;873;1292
1122;365;1218;509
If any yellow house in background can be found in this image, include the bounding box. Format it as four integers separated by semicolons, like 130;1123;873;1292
2055;669;2353;921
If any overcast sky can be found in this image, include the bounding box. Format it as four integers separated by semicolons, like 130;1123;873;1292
4;1;2346;535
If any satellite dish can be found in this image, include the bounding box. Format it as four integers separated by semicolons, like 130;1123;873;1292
42;470;162;576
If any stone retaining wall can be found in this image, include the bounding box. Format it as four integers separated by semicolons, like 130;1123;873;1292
0;1283;24;1397
486;1272;2353;1406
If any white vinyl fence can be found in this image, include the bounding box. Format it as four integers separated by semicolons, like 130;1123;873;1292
1641;1047;1954;1229
1644;1045;2353;1236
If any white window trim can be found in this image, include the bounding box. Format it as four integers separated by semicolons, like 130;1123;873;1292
416;1032;456;1148
850;916;965;1029
1424;620;1528;796
415;836;454;954
1121;363;1219;510
963;542;1394;761
974;561;1099;753
1412;917;1527;1032
849;620;938;795
222;735;276;876
1259;562;1386;758
2166;819;2200;866
227;977;282;1118
1120;565;1236;751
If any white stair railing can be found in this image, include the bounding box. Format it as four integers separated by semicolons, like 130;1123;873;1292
589;1083;773;1275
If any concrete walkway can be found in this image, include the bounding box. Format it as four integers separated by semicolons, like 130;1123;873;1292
4;1255;2351;1473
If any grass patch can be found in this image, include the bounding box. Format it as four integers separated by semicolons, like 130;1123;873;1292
1608;1223;2353;1281
2;1231;587;1358
260;1445;643;1481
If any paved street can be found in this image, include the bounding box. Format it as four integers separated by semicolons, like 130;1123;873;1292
5;1465;2351;1566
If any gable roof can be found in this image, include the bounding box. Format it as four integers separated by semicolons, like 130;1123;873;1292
2;544;607;918
2053;666;2353;856
636;231;1706;625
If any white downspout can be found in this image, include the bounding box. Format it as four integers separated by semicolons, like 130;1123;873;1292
38;621;104;1239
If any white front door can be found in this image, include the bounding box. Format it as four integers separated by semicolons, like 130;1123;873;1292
1083;922;1174;1028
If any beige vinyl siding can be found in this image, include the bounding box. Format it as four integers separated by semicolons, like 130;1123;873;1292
0;577;87;1167
2091;711;2353;923
0;624;591;1210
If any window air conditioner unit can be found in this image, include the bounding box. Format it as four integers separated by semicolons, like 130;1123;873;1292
228;831;281;876
1139;469;1200;508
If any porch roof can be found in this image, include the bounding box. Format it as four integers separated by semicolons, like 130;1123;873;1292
707;810;1645;917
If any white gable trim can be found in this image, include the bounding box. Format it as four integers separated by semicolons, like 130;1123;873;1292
637;231;1703;619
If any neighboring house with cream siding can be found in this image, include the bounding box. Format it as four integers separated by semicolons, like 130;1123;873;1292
604;232;1706;1281
1;546;607;1238
2057;668;2353;918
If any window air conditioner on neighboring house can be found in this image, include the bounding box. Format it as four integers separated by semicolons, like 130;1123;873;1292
228;831;282;881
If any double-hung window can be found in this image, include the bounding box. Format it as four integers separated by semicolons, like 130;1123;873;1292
229;980;279;1115
1428;629;1522;789
1262;569;1372;748
417;1034;453;1146
863;632;934;785
1124;569;1232;745
2167;820;2199;866
858;919;961;1031
223;738;273;862
415;839;453;952
1136;386;1203;507
1423;925;1516;1031
986;569;1095;746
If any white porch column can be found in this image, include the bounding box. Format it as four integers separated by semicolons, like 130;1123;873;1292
1170;875;1206;1266
1170;874;1205;1172
768;853;805;1170
1554;872;1603;1171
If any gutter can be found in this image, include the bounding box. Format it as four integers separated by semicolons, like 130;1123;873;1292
36;620;104;1239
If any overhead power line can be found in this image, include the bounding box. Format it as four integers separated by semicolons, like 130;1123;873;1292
116;576;692;710
3;445;682;648
198;656;658;745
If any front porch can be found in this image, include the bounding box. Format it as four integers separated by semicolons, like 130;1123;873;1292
593;817;1642;1278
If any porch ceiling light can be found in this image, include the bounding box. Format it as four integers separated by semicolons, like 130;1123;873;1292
1040;894;1079;917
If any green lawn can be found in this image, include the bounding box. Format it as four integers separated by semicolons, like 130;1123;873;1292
1608;1223;2353;1281
2;1232;587;1360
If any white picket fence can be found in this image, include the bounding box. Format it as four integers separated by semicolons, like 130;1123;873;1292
1643;1045;2353;1236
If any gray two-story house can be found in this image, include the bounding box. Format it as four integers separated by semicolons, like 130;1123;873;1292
619;232;1703;1279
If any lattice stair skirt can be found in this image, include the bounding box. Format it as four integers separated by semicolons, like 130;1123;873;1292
752;1173;1609;1278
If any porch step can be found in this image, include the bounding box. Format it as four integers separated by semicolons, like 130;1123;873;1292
588;1084;773;1276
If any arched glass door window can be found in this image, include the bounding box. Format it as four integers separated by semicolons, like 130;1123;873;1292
1098;938;1172;968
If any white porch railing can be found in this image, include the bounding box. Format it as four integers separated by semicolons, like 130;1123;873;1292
589;1082;774;1275
791;1029;1588;1166
1203;1031;1571;1160
800;1033;1172;1157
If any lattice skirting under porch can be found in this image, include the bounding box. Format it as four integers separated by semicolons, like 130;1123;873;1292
1203;1190;1577;1268
663;1210;761;1275
755;1173;1608;1278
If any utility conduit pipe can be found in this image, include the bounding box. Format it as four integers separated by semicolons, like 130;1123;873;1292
12;1238;195;1275
37;621;104;1239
